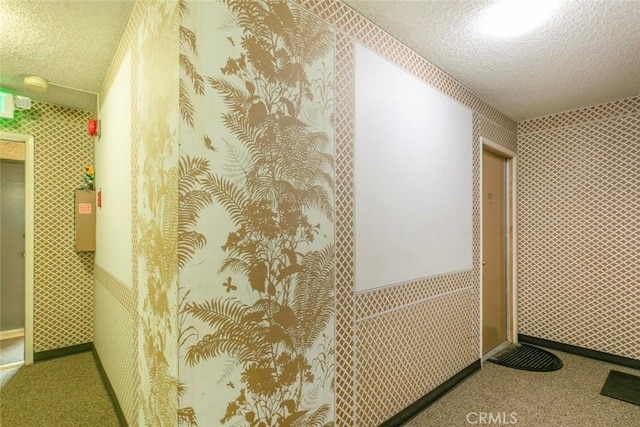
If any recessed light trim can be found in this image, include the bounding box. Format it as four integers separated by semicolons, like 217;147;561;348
479;0;560;38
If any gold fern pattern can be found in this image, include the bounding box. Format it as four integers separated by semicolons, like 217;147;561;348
178;156;213;269
136;1;181;425
178;0;335;425
178;0;200;127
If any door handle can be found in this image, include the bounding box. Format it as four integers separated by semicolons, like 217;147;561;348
482;260;486;266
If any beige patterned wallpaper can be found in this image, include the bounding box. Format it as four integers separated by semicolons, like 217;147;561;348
93;1;141;423
89;3;638;427
94;265;138;422
97;0;518;425
133;0;180;424
305;1;517;425
0;102;94;353
178;1;336;424
94;0;180;425
355;290;477;426
517;96;640;360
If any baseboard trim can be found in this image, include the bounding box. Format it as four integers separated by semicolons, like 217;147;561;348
0;328;25;340
518;334;640;370
379;359;481;427
34;342;92;362
0;361;24;371
92;344;128;427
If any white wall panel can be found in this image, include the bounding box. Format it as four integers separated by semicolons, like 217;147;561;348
95;51;132;287
354;43;473;291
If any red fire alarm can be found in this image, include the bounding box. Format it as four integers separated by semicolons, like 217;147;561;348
88;118;99;136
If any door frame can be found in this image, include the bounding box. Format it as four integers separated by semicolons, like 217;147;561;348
1;131;34;365
479;137;517;360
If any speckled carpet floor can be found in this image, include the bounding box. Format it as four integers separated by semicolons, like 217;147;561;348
1;346;638;426
0;351;119;427
405;348;640;427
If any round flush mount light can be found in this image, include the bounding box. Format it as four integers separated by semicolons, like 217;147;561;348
479;0;561;38
23;75;49;91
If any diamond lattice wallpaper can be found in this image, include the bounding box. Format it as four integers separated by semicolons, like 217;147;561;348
295;1;518;425
0;102;94;352
93;3;140;420
517;97;640;360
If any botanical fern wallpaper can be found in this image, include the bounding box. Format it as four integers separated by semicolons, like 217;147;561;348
135;1;180;425
178;1;336;425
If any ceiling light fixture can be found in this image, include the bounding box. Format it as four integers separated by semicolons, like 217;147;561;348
479;0;560;38
23;75;49;91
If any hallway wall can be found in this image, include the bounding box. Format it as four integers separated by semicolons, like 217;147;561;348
517;96;640;360
94;0;180;425
176;0;517;425
94;14;137;423
298;2;516;424
177;1;337;423
0;102;94;352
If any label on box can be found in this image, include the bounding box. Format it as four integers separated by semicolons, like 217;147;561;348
79;203;92;214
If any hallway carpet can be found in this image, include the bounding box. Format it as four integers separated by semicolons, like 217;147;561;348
405;348;640;426
0;351;119;426
2;346;638;426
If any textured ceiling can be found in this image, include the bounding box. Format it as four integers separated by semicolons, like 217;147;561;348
343;0;640;120
0;1;638;120
0;0;135;112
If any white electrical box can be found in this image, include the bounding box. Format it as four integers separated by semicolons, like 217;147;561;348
0;93;15;119
15;96;31;110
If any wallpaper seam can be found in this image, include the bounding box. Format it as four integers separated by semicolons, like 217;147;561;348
355;286;475;323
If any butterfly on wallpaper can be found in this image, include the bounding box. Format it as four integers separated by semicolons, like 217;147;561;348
222;277;237;293
204;135;218;152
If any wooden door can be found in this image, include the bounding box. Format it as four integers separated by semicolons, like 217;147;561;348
482;150;507;354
